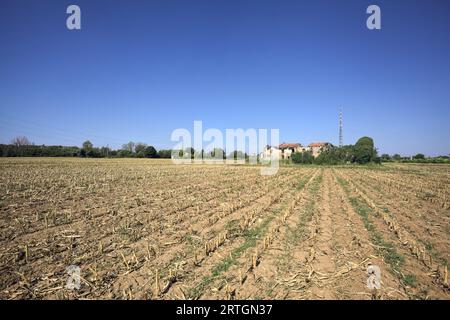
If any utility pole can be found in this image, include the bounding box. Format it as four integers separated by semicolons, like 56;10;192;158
339;108;343;147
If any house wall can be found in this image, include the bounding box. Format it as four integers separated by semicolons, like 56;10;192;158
311;147;321;157
262;144;325;160
281;146;304;159
261;147;281;160
283;148;293;159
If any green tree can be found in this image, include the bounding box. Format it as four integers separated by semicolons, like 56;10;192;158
82;140;93;152
135;143;147;154
353;137;377;164
100;146;111;157
381;154;391;162
87;148;102;158
413;153;425;160
314;147;341;165
292;151;314;164
302;151;314;164
118;149;132;157
392;154;402;161
144;146;157;158
291;152;302;164
80;140;94;157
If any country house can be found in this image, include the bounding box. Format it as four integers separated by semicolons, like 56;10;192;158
261;142;331;160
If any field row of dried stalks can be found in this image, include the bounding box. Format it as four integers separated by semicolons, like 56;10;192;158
0;158;449;299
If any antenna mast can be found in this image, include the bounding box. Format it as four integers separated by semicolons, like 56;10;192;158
339;108;343;147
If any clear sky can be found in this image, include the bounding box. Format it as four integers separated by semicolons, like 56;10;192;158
1;0;449;156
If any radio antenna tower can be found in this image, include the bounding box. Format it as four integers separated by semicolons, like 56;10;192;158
339;108;343;147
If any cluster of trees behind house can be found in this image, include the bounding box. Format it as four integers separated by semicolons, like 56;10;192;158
291;136;450;165
292;136;379;165
1;135;448;164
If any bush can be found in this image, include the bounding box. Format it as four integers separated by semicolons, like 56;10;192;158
291;152;302;164
292;151;314;164
158;150;172;158
117;149;133;157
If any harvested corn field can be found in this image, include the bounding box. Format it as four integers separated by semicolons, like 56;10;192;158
0;158;449;300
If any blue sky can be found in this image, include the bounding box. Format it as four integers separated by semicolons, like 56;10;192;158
0;0;449;156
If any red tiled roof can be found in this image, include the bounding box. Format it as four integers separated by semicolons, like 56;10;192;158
308;142;328;148
279;143;302;149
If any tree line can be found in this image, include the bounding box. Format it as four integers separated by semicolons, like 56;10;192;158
1;135;448;164
0;137;172;158
379;153;450;164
